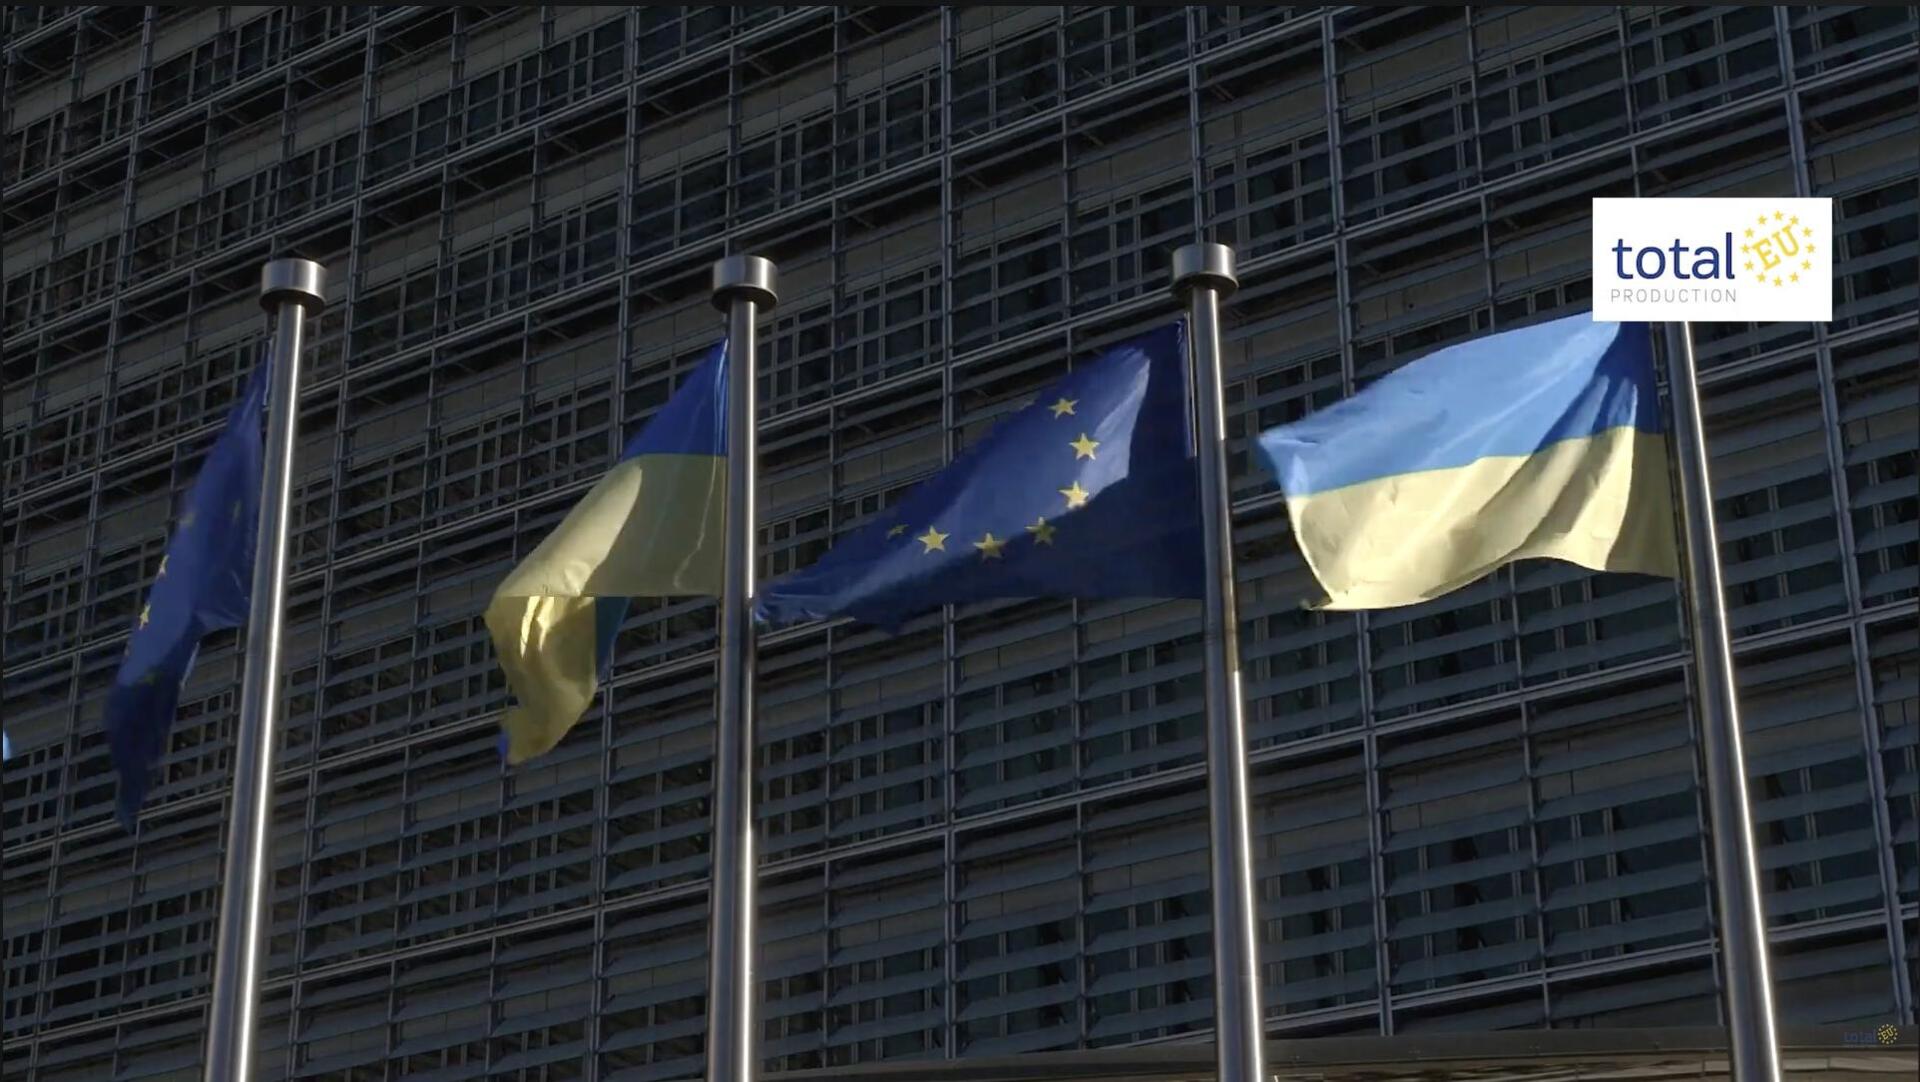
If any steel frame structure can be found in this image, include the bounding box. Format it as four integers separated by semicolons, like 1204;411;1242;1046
4;5;1916;1079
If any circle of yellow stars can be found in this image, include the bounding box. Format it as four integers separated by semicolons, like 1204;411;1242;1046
1736;208;1816;288
882;393;1096;562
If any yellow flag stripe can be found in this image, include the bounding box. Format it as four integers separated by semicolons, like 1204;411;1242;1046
487;593;603;764
1286;426;1677;611
488;453;728;763
496;454;727;599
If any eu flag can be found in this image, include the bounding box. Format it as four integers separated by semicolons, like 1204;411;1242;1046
756;321;1202;630
104;362;268;831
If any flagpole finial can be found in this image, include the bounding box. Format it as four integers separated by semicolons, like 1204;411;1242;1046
711;255;778;313
259;259;326;313
1170;242;1238;300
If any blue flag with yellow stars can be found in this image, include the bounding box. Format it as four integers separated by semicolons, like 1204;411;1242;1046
756;321;1203;630
104;362;268;831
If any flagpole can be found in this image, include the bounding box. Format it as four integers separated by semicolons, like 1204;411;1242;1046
706;255;776;1082
203;259;324;1082
1661;321;1782;1082
1171;243;1265;1082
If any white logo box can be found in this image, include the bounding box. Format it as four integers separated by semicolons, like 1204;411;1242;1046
1591;197;1833;323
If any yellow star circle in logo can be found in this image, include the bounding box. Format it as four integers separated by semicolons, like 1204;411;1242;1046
1742;209;1815;287
1876;1023;1898;1046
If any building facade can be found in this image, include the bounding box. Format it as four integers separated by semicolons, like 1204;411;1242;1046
3;5;1917;1079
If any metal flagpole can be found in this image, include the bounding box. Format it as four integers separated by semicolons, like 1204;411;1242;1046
1171;243;1265;1082
1661;321;1782;1082
706;255;777;1082
204;259;325;1082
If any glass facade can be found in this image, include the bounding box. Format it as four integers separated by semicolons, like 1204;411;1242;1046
3;5;1916;1079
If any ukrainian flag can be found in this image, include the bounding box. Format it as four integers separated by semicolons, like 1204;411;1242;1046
1255;315;1678;610
487;343;727;763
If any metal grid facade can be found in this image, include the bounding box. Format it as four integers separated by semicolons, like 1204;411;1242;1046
2;5;1916;1079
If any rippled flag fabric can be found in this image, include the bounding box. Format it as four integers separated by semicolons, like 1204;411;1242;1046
486;342;730;765
105;363;269;832
1254;314;1679;610
757;321;1203;630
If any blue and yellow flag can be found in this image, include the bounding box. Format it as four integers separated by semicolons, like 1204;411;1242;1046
1255;314;1678;610
487;343;729;764
756;321;1202;630
106;363;268;831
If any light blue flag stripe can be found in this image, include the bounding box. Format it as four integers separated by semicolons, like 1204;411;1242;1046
1259;316;1660;498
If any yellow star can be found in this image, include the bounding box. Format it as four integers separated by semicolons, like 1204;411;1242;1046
1069;433;1099;460
138;604;151;629
1739;243;1751;254
1026;517;1056;546
1789;272;1799;283
1800;259;1810;271
1806;242;1816;253
1788;215;1798;226
1757;213;1769;225
1049;397;1077;418
1743;261;1754;271
1773;277;1783;287
1802;226;1812;238
1743;227;1754;238
156;555;169;579
917;527;948;553
886;523;907;539
973;532;1006;560
1060;481;1090;509
1773;210;1783;221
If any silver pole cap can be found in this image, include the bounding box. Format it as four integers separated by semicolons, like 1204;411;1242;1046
710;255;778;312
260;259;326;313
1169;242;1239;299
